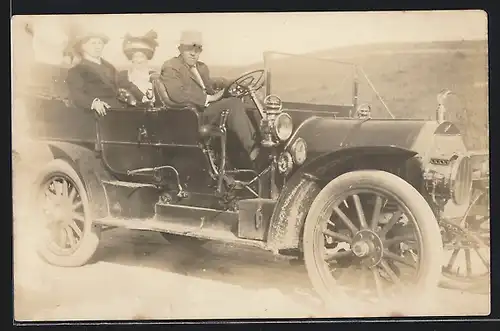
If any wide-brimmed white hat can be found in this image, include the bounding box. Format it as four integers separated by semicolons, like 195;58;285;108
179;30;203;46
69;28;110;52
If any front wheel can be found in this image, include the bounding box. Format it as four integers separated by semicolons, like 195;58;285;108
303;170;443;316
32;159;101;267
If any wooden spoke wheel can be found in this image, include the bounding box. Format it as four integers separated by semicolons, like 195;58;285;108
303;170;442;314
440;189;490;294
34;159;101;267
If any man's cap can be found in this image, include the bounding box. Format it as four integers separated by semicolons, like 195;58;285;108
179;30;203;46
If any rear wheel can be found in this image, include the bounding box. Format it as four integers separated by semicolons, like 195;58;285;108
33;159;101;267
303;170;442;316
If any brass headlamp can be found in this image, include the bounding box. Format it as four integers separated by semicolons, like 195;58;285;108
260;95;293;147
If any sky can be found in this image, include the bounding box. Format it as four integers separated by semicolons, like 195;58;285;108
13;10;488;68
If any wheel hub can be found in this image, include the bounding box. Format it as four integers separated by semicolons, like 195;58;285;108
352;229;384;267
43;192;75;230
50;200;71;221
352;241;370;257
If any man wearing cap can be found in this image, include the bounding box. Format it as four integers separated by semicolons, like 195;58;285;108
159;30;260;161
66;30;136;116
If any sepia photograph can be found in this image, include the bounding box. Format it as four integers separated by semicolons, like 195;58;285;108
11;10;490;321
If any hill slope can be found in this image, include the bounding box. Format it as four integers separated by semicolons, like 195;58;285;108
149;40;487;150
208;40;488;150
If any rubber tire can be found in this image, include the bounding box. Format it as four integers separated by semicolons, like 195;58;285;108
440;274;490;294
303;170;443;315
440;233;490;293
33;159;101;267
439;191;490;294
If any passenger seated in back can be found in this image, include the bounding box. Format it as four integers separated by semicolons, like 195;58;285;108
65;29;137;116
116;30;159;105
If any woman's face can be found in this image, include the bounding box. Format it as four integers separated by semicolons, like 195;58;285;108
131;51;148;66
80;37;105;58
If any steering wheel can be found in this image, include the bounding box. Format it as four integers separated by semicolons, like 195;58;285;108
224;69;265;98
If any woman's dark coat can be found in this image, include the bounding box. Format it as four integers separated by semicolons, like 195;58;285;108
66;58;135;109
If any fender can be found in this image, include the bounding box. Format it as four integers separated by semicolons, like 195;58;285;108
266;145;421;253
45;141;111;219
13;138;57;188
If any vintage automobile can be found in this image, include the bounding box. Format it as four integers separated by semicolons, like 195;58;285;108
15;51;489;312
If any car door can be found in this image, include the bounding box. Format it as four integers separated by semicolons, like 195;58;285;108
98;107;161;182
150;108;215;195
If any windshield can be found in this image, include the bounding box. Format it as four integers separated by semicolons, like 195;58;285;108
263;51;397;119
263;52;357;107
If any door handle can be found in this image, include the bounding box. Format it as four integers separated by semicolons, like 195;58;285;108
138;125;148;144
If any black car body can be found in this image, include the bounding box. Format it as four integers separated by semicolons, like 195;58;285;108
13;51;488;312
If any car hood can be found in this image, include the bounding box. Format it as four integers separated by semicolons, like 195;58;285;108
285;115;468;163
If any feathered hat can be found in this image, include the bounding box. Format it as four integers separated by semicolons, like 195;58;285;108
122;30;159;60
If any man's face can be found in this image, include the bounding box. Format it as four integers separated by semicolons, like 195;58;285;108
179;45;202;67
80;37;105;58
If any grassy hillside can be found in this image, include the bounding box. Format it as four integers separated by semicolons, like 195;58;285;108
208;40;488;151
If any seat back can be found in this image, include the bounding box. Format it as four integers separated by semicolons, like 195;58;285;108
148;74;230;143
151;76;196;111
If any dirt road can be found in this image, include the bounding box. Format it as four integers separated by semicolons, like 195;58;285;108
14;220;491;321
11;157;490;321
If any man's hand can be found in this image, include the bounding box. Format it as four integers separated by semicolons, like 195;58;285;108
91;99;110;116
212;77;229;90
206;89;224;104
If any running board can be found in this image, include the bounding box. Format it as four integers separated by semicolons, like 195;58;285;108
93;216;268;249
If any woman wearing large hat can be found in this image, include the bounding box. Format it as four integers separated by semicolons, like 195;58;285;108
65;29;124;115
65;28;140;115
117;30;159;103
